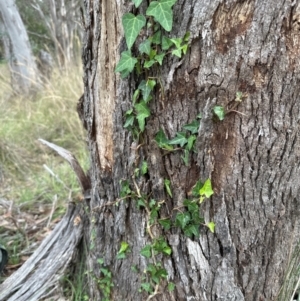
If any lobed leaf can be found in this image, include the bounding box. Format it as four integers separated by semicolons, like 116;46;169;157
132;0;143;8
115;51;138;78
146;0;177;32
134;100;150;131
122;13;146;49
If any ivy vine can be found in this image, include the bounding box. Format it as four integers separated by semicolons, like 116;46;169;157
112;0;216;298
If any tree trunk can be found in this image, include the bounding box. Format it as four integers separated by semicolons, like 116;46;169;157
0;0;39;94
80;0;300;300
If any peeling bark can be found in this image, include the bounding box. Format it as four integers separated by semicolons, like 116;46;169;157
81;1;300;300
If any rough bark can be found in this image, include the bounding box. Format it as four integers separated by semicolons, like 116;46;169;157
0;0;39;94
81;0;300;300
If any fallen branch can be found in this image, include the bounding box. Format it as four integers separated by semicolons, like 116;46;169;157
0;139;90;301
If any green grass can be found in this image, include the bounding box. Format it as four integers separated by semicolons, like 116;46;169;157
0;62;88;207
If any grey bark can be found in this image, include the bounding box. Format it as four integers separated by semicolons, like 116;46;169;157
0;0;39;94
80;0;300;300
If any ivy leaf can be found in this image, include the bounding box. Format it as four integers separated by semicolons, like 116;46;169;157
207;221;215;233
140;282;153;293
164;179;172;197
139;39;151;55
115;51;137;78
146;0;177;32
172;48;182;58
183;31;190;42
138;80;156;101
132;0;143;8
181;149;189;166
162;36;173;50
183;120;200;134
122;13;146;49
199;178;213;202
175;212;190;229
124;110;135;128
154;53;165;65
213;106;225;121
140;245;152;258
117;241;129;259
168;131;188;147
132;89;140;104
170;37;182;48
141;160;148;175
158;218;171;230
134;101;150;132
155;129;173;150
152;30;162;44
182;44;188;55
187;135;196;151
191;180;203;197
168;282;175;292
184;224;199;237
144;59;156;69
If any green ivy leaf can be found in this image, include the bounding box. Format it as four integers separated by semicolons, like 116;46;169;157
183;199;198;213
122;13;146;49
164;179;172;197
213;106;225;121
132;89;140;104
168;282;175;292
154;53;165;65
119;241;129;253
207;221;215;233
172;48;182;58
187;135;196;151
182;44;188;55
199;178;214;200
137;198;146;208
197;113;202;119
175;212;190;229
183;120;200;134
115;51;137;78
158;218;171;230
183;31;190;42
138;80;156;101
162;36;173;50
155;129;173;150
144;59;156;69
184;224;199;237
141;160;148;175
153;237;172;255
132;0;143;8
124;114;135;128
168;131;188;147
120;180;131;197
170;37;182;48
134;101;150;131
152;30;162;44
181;149;189;166
191;180;203;197
139;39;151;55
140;282;153;293
146;0;177;32
140;245;152;258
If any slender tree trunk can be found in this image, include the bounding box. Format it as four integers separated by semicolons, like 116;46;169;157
0;0;39;94
80;1;300;300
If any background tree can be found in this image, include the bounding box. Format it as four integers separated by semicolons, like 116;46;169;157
30;0;83;67
79;0;300;300
0;0;39;94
